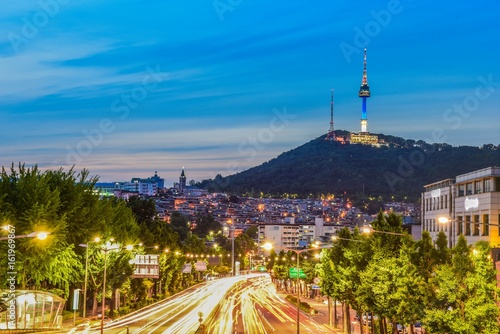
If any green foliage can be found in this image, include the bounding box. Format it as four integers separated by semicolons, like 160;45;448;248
313;214;500;334
169;211;190;240
192;214;222;239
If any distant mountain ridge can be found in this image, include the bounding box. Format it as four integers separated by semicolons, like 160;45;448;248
198;131;500;201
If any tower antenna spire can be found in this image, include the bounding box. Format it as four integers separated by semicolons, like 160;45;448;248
362;47;368;86
326;89;335;140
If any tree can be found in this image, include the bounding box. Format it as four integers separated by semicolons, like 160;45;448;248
192;214;221;239
318;249;341;327
425;236;500;334
169;211;190;240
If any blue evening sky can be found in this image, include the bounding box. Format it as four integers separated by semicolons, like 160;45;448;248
1;0;499;185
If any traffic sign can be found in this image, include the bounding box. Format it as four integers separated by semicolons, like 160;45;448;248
289;267;306;279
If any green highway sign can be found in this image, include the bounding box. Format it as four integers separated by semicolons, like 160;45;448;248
289;267;306;279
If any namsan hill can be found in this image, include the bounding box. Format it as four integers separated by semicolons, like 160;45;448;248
198;131;500;201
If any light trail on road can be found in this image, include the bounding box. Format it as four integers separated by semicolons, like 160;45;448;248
81;273;332;334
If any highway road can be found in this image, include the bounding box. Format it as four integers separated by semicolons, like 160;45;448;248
77;273;332;334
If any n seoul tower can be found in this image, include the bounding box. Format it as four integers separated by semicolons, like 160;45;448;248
358;47;370;133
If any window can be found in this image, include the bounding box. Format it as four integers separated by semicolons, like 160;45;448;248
482;214;489;236
466;183;473;195
473;215;480;236
484;179;491;192
440;196;444;209
475;181;482;194
457;215;463;235
465;216;471;236
444;195;448;209
458;184;465;197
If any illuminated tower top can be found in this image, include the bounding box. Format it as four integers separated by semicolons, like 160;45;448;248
358;47;370;98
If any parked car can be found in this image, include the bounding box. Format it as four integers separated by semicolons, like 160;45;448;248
396;323;406;333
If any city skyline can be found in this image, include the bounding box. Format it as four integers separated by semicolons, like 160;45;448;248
1;1;499;185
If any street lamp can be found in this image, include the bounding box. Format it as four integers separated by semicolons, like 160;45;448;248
79;237;101;319
225;223;236;276
361;225;405;236
331;235;364;243
0;227;50;241
262;242;329;334
99;242;133;334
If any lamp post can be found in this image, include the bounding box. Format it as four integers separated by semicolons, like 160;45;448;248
79;237;101;319
262;242;327;334
225;223;235;276
331;235;364;243
0;229;50;241
361;225;406;236
101;245;114;334
99;243;132;334
231;226;235;276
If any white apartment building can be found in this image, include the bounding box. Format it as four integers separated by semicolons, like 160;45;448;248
258;223;300;253
422;166;500;250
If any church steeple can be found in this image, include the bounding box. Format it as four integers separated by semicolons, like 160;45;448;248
179;167;186;192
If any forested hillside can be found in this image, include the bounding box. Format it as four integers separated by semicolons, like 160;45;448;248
198;131;500;201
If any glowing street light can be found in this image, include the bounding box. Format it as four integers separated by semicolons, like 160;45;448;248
0;227;50;241
361;225;405;236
